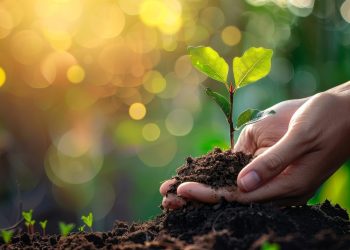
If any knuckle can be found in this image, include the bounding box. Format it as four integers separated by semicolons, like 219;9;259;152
261;153;284;173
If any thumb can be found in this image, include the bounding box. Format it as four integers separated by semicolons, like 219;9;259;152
237;131;304;192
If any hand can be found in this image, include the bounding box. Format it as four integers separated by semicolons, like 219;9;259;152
160;89;350;208
160;97;307;208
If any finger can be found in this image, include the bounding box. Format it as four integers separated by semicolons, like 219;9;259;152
177;182;239;203
162;194;186;209
234;126;256;154
159;179;177;196
254;147;268;157
237;131;305;192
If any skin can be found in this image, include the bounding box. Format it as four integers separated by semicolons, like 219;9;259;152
160;82;350;209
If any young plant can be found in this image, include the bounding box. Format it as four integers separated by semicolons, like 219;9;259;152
78;225;86;232
261;241;280;250
39;220;48;236
1;230;13;244
188;46;274;150
22;209;35;234
59;222;75;236
81;212;93;232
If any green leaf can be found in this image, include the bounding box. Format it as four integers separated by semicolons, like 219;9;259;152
261;241;280;250
40;220;48;230
233;47;273;88
22;210;33;223
236;109;276;130
81;212;93;228
1;230;13;244
205;88;230;119
188;46;229;86
59;222;75;236
78;225;86;232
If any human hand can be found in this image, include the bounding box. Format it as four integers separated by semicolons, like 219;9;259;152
160;98;307;208
160;91;350;208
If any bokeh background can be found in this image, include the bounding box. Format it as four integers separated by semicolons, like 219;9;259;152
0;0;349;233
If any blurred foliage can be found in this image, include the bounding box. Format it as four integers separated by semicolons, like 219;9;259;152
0;0;349;232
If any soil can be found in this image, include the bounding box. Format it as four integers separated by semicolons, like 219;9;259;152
1;148;350;250
167;148;252;195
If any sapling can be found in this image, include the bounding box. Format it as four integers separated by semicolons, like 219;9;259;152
59;222;75;236
188;46;274;150
78;225;86;232
81;212;93;232
1;230;13;244
22;209;36;234
261;241;280;250
39;220;48;236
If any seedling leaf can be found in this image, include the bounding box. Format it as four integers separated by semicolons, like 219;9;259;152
205;88;230;119
40;220;48;230
1;230;13;244
233;47;273;88
22;210;33;223
59;222;75;236
78;225;86;232
261;241;280;250
236;109;275;130
188;46;229;86
81;212;93;229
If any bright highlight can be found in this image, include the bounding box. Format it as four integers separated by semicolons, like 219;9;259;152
67;65;85;84
129;103;147;120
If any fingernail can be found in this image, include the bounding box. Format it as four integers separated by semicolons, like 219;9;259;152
239;171;260;192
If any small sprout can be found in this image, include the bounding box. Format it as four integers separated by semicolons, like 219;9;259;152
261;241;280;250
22;209;35;234
59;222;75;236
1;230;13;244
81;212;93;232
188;46;274;150
78;225;86;232
40;220;48;236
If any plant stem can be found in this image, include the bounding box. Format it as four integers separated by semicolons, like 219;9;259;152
228;84;235;151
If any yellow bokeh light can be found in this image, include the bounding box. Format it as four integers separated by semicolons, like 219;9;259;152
11;30;44;65
67;65;85;84
221;26;241;46
126;23;158;54
0;67;6;87
118;0;143;15
129;103;146;120
143;70;166;94
140;0;166;26
90;2;125;39
142;123;160;141
140;0;182;35
44;30;72;51
0;7;13;39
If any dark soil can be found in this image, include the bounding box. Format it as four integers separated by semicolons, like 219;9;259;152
1;149;350;249
167;148;252;194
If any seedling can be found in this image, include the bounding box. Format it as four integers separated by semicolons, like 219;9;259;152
81;212;93;232
59;222;75;236
1;230;13;244
188;46;274;150
39;220;48;236
78;225;86;232
261;241;280;250
22;209;36;234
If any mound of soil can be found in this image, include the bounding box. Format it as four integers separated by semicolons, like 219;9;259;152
1;149;350;249
167;148;251;194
